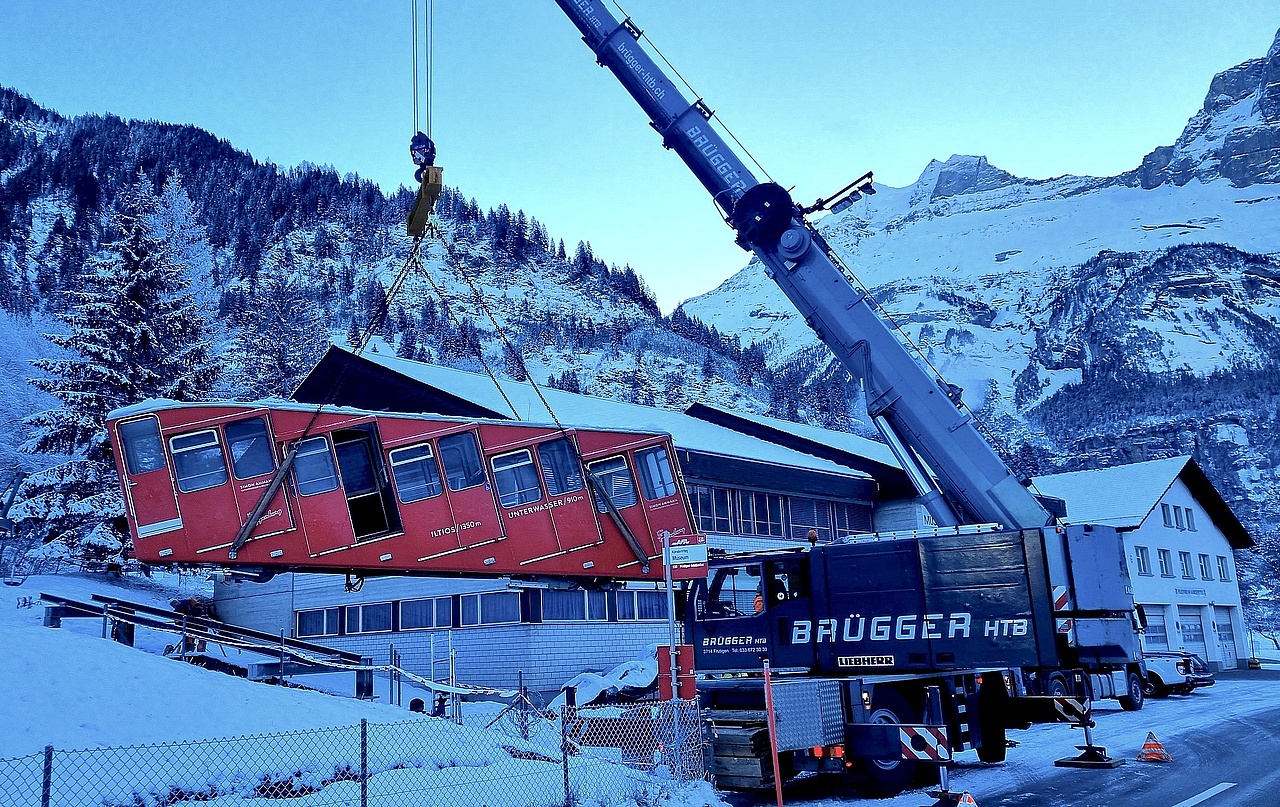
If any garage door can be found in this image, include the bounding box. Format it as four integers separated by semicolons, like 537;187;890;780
1177;606;1208;659
1214;605;1238;670
1141;607;1169;651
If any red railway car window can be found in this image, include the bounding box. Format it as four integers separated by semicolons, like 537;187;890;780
119;418;166;475
439;432;485;491
169;430;229;493
588;456;638;513
635;446;677;500
492;449;542;508
225;417;275;479
389;443;443;503
536;439;584;495
294;436;339;496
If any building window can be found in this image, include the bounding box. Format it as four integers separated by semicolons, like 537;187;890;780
689;484;731;534
833;501;872;536
294;436;339;496
1161;503;1173;527
542;589;607;622
461;592;521;626
389;443;443;503
739;491;784;537
1174;507;1186;530
119;418;167;475
588;456;638;512
1179;551;1194;579
789;497;832;542
346;602;393;634
492;449;542;508
170;430;229;493
1134;546;1152;576
296;608;339;638
1217;555;1231;582
1199;553;1213;581
1185;508;1196;531
225;417;275;480
537;439;584;496
636;446;677;500
400;597;452;630
618;590;668;620
439;432;486;491
1158;548;1173;578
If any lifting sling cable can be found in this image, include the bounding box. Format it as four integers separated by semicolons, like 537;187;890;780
230;234;430;556
423;225;653;573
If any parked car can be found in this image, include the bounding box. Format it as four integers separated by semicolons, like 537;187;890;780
1143;651;1215;697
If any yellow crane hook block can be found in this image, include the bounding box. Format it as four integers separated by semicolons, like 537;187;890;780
407;165;444;237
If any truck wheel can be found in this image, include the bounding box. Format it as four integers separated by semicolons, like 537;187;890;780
1145;675;1170;698
976;676;1009;763
1117;671;1145;711
857;687;918;798
1047;673;1070;698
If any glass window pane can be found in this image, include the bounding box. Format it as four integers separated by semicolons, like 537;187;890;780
225;417;275;480
589;457;637;513
119;418;166;475
297;610;326;637
390;444;443;503
701;565;760;620
588;590;607;621
461;595;478;626
481;592;520;625
401;599;433;630
361;603;393;633
492;450;542;508
543;589;586;621
789;496;832;541
435;596;453;627
537;439;585;496
617;592;637;620
170;430;228;493
440;432;486;491
637;591;667;620
345;607;360;634
636;446;677;500
335;440;377;495
294;437;339;496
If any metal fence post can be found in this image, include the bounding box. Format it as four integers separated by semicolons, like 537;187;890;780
360;718;369;807
40;745;52;807
561;689;575;807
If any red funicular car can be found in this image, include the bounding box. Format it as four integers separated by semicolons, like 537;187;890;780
106;400;707;582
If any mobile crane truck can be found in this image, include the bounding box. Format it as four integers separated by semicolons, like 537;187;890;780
547;0;1148;797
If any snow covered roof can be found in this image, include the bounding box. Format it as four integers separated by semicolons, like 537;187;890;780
1031;456;1253;548
684;404;901;468
303;348;872;482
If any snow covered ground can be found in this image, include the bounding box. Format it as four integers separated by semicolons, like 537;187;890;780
0;572;720;807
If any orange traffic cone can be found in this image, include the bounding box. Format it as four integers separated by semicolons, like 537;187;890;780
1136;731;1173;762
958;794;978;806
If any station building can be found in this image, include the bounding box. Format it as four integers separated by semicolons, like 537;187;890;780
1032;457;1254;670
213;348;1255;691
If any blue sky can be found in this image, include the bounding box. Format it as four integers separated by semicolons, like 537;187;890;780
1;2;1275;311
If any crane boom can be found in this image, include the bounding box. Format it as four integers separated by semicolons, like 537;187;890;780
553;1;1052;530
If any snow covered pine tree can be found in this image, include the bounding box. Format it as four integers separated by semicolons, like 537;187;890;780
11;175;218;567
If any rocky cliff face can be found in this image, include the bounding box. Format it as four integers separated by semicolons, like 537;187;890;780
1133;29;1280;188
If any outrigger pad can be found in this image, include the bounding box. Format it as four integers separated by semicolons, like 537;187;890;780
407;165;445;237
1053;744;1125;769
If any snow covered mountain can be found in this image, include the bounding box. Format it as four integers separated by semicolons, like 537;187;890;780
683;29;1280;554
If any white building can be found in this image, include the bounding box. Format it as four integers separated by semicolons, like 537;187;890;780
1032;456;1254;670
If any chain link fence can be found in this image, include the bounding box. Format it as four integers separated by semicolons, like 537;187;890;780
0;700;707;807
